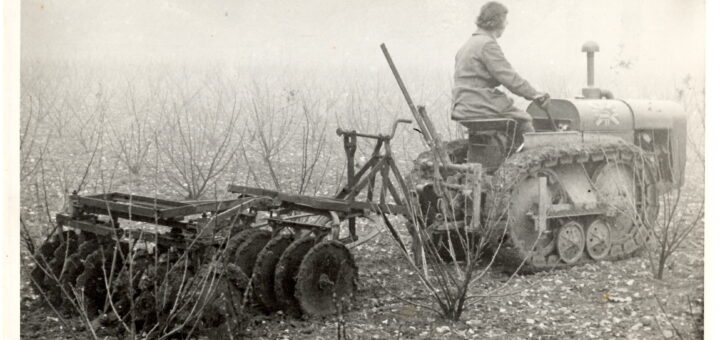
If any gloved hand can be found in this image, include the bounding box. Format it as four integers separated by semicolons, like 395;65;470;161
533;93;551;110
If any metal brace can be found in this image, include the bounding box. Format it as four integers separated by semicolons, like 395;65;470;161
536;176;548;233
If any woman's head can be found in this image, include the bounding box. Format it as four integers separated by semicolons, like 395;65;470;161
476;2;508;36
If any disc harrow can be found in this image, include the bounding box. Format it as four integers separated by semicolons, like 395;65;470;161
31;118;418;328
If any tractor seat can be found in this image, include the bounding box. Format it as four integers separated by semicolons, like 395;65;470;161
456;118;518;170
457;118;517;135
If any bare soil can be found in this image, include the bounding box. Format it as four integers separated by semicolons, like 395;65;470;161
20;162;704;340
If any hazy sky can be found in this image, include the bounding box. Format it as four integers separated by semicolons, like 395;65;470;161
21;0;704;91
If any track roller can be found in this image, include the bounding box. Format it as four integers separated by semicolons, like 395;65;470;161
556;221;585;264
585;219;612;260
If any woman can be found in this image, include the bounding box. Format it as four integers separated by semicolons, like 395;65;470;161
451;1;549;138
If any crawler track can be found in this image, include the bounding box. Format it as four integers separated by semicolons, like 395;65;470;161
409;137;658;273
487;138;656;273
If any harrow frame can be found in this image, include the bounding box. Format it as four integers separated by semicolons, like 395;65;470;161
55;118;417;251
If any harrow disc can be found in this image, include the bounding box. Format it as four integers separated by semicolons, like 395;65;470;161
133;289;158;332
274;236;316;315
132;250;179;332
75;248;110;316
232;229;272;278
57;237;99;308
30;235;62;294
75;233;99;259
75;242;129;316
111;249;154;319
224;228;263;260
252;233;295;312
30;231;77;295
40;231;79;304
295;240;358;317
45;232;79;281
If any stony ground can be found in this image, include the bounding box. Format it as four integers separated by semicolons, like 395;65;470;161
20;206;704;339
19;161;704;340
237;229;703;340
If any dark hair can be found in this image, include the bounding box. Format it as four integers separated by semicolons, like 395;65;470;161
476;2;508;30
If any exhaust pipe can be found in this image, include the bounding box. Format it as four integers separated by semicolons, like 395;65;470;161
581;41;613;99
582;41;599;87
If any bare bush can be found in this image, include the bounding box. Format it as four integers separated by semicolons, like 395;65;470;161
639;113;704;280
157;76;243;200
108;81;160;175
21;64;109;236
378;163;521;321
26;147;252;339
644;186;704;280
19;84;52;184
242;83;336;195
241;82;298;191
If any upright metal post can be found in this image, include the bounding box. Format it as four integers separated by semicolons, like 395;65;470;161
344;135;358;239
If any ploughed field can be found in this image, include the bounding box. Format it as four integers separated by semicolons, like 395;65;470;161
19;154;704;339
20;64;704;339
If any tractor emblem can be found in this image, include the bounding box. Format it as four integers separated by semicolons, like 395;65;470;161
592;102;620;127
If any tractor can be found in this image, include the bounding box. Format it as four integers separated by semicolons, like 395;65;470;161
409;41;686;272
